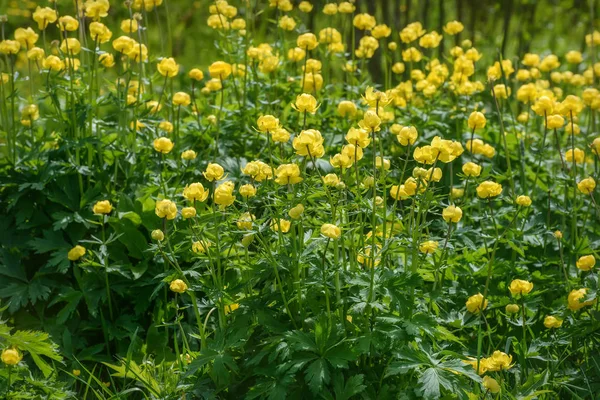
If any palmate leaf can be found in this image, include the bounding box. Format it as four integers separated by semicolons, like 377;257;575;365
0;326;63;377
305;358;330;394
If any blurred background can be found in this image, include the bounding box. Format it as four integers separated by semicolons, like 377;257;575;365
0;0;597;70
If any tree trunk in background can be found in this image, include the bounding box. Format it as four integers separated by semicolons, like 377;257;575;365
456;0;463;44
469;0;477;44
438;0;445;56
422;0;431;28
501;0;514;57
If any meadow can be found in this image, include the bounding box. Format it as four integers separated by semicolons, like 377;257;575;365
0;0;599;398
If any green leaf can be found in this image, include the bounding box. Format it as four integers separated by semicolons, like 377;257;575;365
305;358;330;394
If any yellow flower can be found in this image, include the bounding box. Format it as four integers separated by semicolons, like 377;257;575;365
181;150;197;160
58;16;79;32
509;279;533;296
431;136;464;163
482;376;500;394
516;195;532;207
297;33;319;50
120;19;138;33
371;24;391;39
323;173;340;187
158;121;173;133
1;348;22;366
576;255;595;271
169;279;188;294
239;184;257;198
93;200;113;215
413;146;437;165
157;57;179;77
466;293;488;313
0;40;20;55
181;207;196;219
99;53;115;68
476;181;502;199
85;0;110;20
225;303;239;314
292;93;319;114
278;15;296;30
173;92;191;106
451;188;464;199
14;27;38;48
287;47;306;62
241;160;272;182
357;245;381;268
237;212;255;229
68;245;86;261
289;204;305;219
577;177;596;194
443;21;464;35
183;182;209;202
505;304;520;314
362;86;393;108
467;111;486;130
419;240;439;254
192;240;211;254
214;181;236;208
27;47;45;61
203;163;225;181
397;126;418;146
208;61;232;79
345;127;370;148
358;110;381;132
153;137;174;154
151;230;164;241
256;115;280;132
546;114;564;129
189;68;204;81
272;128;291;143
462;162;481;177
155;199;177;220
568;288;595;311
270;218;291;233
485;351;513;371
543;315;563;329
275;164;303;185
293;129;325;158
402;47;423;62
419;31;443;48
353;13;376;30
320;223;341;239
73;369;81;377
33;7;58;30
442;205;463;223
338;101;357;117
89;22;112;43
565;148;585;164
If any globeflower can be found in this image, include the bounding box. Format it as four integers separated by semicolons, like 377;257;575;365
192;240;211;254
486;351;513;371
576;255;595;271
292;93;319;114
214;181;236;208
345;127;371;148
482;376;500;394
256;115;280;132
169;279;188;293
442;205;463;223
203;163;225;181
462;162;481;177
173;92;191;106
358;110;381;132
516;195;532;207
353;13;376;30
289;204;305;219
270;218;291;233
397;126;418;146
33;7;58;30
297;33;318;50
577;177;596;194
208;61;232;79
419;240;439;254
181;207;196;219
467;111;486;130
466;293;488;313
544;315;563;329
239;184;257;198
293;129;325;158
183;183;209;202
338;101;357;117
153;137;174;154
1;348;22;366
509;279;533;296
476;181;502;199
242;160;272;181
320;223;341;239
568;288;595;311
443;21;464;35
157;57;179;77
275;164;303;185
362;87;393;108
565;148;584;164
93;200;113;215
68;245;86;261
155;199;177;220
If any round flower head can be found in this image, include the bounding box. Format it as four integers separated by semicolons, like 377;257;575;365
1;348;22;366
505;304;520;314
482;376;500;394
442;205;463;223
93;200;113;215
419;240;439;254
476;181;502;199
183;182;209;202
466;293;488;314
169;279;188;294
467;111;486;130
153;137;174;154
577;177;595;194
509;279;533;296
151;229;165;241
515;195;532;207
289;204;305;219
203;163;225;181
292;93;319;114
462;162;482;177
155;199;177;220
68;245;86;261
543;315;563;329
568;288;595;311
270;218;291;233
576;255;595;271
297;33;318;50
320;223;341;239
208;61;232;79
257;115;280;132
157;57;179;77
